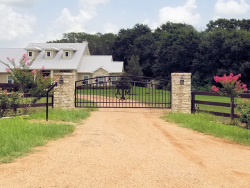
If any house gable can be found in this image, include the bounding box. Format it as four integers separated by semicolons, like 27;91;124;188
93;67;109;77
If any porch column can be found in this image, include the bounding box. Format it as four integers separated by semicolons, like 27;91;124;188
50;70;54;80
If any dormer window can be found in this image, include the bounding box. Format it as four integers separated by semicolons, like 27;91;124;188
64;51;70;58
65;51;69;57
44;47;59;59
25;46;42;59
46;51;51;58
61;47;77;60
28;51;33;58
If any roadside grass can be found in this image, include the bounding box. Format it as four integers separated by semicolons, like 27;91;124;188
163;113;250;146
29;108;95;123
0;108;93;163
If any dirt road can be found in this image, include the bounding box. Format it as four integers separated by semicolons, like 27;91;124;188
0;108;250;188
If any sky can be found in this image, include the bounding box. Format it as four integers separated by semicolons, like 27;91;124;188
0;0;249;48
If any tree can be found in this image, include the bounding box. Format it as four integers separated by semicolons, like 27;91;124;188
48;32;117;55
0;54;51;104
125;55;143;77
112;24;152;74
154;22;201;81
212;73;247;121
206;18;250;32
192;29;250;89
133;33;157;77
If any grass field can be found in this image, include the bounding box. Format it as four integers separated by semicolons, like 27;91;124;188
0;108;92;163
164;113;250;146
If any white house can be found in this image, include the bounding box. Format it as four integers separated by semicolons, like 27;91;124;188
0;42;124;84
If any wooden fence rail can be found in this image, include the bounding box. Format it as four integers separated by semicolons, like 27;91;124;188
17;94;54;109
191;91;250;118
0;83;54;109
0;83;19;91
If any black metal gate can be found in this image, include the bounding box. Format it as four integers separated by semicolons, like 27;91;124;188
75;76;171;108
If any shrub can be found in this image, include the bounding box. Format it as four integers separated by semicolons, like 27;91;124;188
0;90;20;117
0;54;52;104
237;99;250;129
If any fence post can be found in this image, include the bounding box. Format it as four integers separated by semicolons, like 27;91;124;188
191;91;195;114
231;98;235;120
51;94;54;108
46;82;57;121
171;73;192;114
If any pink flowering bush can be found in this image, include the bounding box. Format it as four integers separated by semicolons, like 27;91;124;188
212;73;247;96
212;73;248;121
0;54;51;104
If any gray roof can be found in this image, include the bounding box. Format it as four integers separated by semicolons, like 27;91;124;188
77;56;123;73
25;43;88;70
0;43;123;74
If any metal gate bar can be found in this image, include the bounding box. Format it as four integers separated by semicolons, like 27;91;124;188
75;76;171;109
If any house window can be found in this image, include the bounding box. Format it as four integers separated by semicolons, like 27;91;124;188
7;75;14;84
28;51;33;57
65;51;69;57
98;77;104;84
111;76;117;84
46;51;51;58
83;75;89;84
42;70;50;77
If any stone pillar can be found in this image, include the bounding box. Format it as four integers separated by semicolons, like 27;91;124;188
54;73;75;109
171;73;192;113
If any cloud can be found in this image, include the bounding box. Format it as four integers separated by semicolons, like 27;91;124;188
0;4;36;41
55;0;110;33
0;0;38;6
215;0;250;15
158;0;201;26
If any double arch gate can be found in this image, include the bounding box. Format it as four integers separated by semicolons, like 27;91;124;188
75;76;171;109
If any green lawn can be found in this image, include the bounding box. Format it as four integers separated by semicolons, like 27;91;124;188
0;108;92;163
164;113;250;146
29;108;94;123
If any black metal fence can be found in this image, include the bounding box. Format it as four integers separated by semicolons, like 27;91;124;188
75;76;171;109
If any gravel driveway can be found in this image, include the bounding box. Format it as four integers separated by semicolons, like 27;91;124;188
0;108;250;188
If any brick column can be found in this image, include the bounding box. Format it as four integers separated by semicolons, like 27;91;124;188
171;73;192;113
54;73;75;109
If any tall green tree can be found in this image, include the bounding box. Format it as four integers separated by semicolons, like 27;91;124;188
154;22;201;81
133;32;157;77
125;55;143;77
112;24;152;75
192;29;250;89
206;18;250;32
48;32;117;55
